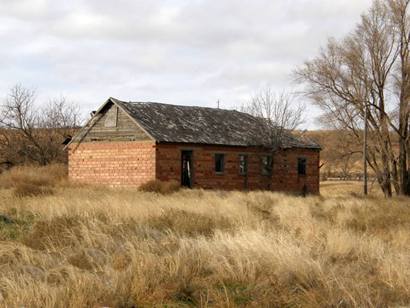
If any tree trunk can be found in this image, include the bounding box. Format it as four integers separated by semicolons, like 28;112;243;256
407;139;410;194
391;158;401;194
398;139;409;194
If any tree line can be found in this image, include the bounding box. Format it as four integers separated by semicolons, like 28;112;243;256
296;0;410;196
0;84;81;167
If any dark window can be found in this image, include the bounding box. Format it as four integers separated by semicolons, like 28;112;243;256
215;154;225;173
261;155;273;175
239;154;248;175
298;158;307;175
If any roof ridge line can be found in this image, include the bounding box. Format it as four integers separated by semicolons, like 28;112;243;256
111;97;243;113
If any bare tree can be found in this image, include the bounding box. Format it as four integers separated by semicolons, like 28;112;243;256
42;97;80;129
0;84;81;165
241;88;304;149
312;129;363;179
296;0;410;196
389;0;410;195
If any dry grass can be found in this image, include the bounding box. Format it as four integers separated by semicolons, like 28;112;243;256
0;166;409;307
0;164;67;197
139;179;181;194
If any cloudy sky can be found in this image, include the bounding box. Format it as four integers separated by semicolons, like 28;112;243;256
0;0;372;128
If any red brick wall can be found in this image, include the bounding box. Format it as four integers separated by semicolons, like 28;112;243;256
68;141;156;186
272;148;320;194
68;141;320;193
156;143;320;194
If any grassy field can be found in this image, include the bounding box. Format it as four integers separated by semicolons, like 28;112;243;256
0;166;409;307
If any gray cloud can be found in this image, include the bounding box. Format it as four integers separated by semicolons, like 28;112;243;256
0;0;372;128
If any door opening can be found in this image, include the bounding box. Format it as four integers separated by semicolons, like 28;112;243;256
181;150;193;188
239;154;248;190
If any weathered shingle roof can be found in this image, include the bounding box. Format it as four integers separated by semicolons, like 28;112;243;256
111;97;320;149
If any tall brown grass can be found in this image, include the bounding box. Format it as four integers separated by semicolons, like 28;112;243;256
139;179;181;194
0;166;408;307
0;164;66;197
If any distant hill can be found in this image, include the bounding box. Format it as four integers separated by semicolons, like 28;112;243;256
303;130;365;180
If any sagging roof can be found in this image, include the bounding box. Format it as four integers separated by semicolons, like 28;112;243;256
109;98;320;149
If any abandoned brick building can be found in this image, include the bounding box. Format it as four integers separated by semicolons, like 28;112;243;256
68;97;321;193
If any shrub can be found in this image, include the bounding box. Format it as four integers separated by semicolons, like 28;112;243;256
139;180;180;194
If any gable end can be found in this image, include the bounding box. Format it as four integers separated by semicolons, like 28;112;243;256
71;100;152;144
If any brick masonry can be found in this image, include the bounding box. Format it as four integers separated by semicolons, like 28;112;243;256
271;148;320;194
68;141;320;194
156;143;320;194
68;141;156;187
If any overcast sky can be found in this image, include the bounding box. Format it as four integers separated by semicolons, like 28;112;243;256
0;0;372;129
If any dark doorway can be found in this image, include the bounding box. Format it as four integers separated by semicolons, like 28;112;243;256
239;154;248;190
181;150;193;188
